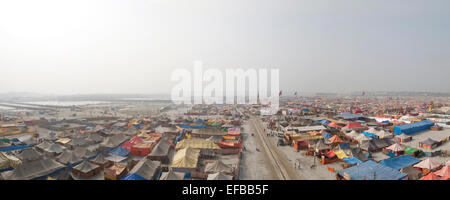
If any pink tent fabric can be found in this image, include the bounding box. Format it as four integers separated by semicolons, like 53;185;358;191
386;143;405;152
434;165;450;178
446;160;450;166
414;158;442;170
419;172;441;180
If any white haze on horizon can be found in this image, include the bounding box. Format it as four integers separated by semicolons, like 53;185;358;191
0;0;449;95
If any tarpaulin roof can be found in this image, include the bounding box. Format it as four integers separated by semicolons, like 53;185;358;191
17;148;42;161
149;140;170;157
175;139;220;150
2;159;64;180
338;113;364;120
160;170;185;180
129;158;161;180
434;165;450;178
109;147;130;157
338;160;408;180
322;132;332;140
318;119;330;125
204;160;233;174
394;120;434;135
380;155;420;171
207;172;233;180
72;161;99;174
171;147;200;169
420;138;438;146
386;143;405;152
341;157;362;165
361;132;378;139
413;158;442;170
328;135;345;144
419;172;441;180
345;122;362;129
121;173;147;180
56;150;82;165
332;149;349;159
328;122;342;129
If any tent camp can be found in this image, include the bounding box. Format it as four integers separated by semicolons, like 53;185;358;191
380;155;420;171
171;147;200;170
2;159;64;180
129;158;161;180
207;172;233;180
159;170;186;180
337;160;408;180
386;143;405;154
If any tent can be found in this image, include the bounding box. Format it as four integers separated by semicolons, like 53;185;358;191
328;135;345;144
328;122;342;129
386;143;405;153
338;160;408;180
446;160;450;166
380;155;420;171
121;136;144;151
341;157;362;165
109;147;130;157
175;139;220;150
419;138;438;149
121;173;147;180
314;140;330;152
2;159;64;180
87;133;103;143
90;153;109;166
355;134;372;143
345;122;362;129
129;158;161;180
56;150;82;165
17;148;43;162
413;158;442;170
345;130;360;139
395;134;412;143
36;141;52;151
400;166;422;180
207;172;233;180
159;170;186;180
394;120;434;135
204;160;233;174
434;165;450;179
44;143;65;154
419;172;441;180
171;147;200;169
72;160;100;174
332;149;349;159
0;152;21;170
376;130;393;139
321;132;332;140
366;127;377;134
361;132;378;139
148;140;171;164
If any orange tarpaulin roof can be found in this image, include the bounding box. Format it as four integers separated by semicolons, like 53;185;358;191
328;122;342;129
329;135;345;143
345;122;362;129
419;172;441;180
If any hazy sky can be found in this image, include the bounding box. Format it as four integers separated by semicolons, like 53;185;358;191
0;0;449;95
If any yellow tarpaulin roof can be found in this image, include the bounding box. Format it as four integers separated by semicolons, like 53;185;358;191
332;149;349;159
175;139;220;150
56;138;71;144
171;147;200;169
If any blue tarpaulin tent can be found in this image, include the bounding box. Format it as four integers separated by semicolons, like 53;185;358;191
177;124;206;129
338;160;408;180
379;155;420;171
318;120;330;126
109;146;130;157
121;173;147;180
394;120;434;135
322;132;332;140
362;132;378;139
341;157;362;165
